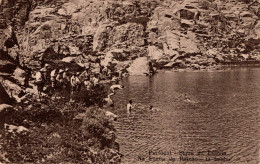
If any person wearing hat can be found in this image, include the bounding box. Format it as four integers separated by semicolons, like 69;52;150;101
42;63;50;83
50;69;57;89
35;68;46;99
84;75;92;91
56;69;64;89
75;72;81;91
70;72;80;94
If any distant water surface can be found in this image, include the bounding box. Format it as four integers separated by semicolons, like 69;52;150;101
113;67;260;164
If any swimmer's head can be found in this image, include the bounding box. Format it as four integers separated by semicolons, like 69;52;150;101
129;100;132;104
121;85;125;88
149;105;153;109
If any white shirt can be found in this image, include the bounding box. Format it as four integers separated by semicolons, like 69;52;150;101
92;77;99;86
71;76;80;86
35;72;43;82
70;75;76;86
50;70;56;77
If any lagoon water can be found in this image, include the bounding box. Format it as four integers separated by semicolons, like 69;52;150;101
113;67;260;164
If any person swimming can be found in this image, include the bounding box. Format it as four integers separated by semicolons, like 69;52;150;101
127;100;134;116
110;85;124;93
149;105;159;111
183;94;198;103
184;94;190;101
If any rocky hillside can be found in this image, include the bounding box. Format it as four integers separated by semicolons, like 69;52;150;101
0;0;259;163
1;0;260;73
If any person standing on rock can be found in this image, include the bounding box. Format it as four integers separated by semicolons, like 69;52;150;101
84;75;92;91
92;73;100;88
63;68;70;90
70;72;80;94
43;64;50;79
50;69;57;90
35;68;45;100
56;69;64;89
70;72;76;95
75;72;82;91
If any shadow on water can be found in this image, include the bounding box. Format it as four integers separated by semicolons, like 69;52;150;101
113;67;260;164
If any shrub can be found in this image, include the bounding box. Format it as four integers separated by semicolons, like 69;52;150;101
0;85;119;163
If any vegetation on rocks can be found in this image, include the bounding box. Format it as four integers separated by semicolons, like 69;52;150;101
0;85;121;163
0;0;260;162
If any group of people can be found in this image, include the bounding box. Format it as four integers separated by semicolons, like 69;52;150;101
126;100;159;116
34;63;191;118
34;64;103;101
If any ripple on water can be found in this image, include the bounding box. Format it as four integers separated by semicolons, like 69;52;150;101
113;68;260;164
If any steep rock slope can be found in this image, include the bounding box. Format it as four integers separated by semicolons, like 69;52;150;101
0;0;260;72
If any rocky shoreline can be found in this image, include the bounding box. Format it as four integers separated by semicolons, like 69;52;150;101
0;0;260;163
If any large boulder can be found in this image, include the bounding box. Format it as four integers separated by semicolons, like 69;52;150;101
0;104;16;130
29;6;56;22
62;56;76;63
57;2;79;16
180;31;199;53
101;51;114;67
4;124;29;133
0;83;14;104
0;104;15;114
127;57;149;76
0;79;25;103
101;49;128;67
148;46;164;60
93;23;145;52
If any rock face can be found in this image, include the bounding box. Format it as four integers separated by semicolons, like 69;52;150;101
0;84;14;104
127;57;149;75
0;104;16;130
0;0;260;74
